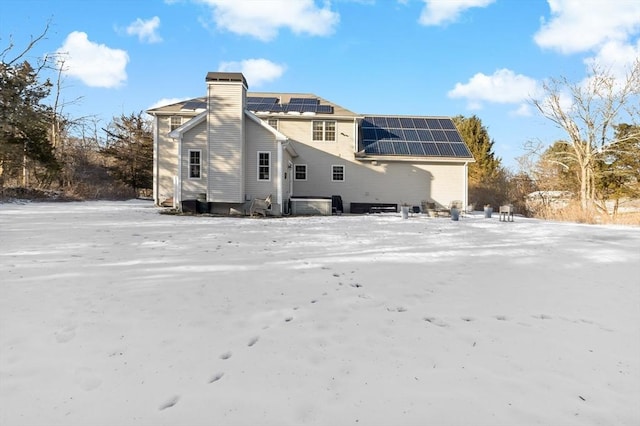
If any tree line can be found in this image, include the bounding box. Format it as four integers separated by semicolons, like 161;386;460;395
1;25;152;200
1;26;639;222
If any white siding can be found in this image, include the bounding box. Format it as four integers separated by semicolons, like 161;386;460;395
244;119;278;200
277;118;467;212
181;121;208;199
154;116;179;205
207;82;245;202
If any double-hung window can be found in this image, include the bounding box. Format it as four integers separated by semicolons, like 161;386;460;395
268;118;278;130
312;121;336;142
258;151;271;181
189;150;201;179
331;165;345;182
170;116;182;131
294;164;307;181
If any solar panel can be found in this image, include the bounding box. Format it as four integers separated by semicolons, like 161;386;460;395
436;143;454;156
407;142;426;156
362;119;375;128
423;143;439;156
444;131;463;142
439;119;456;130
182;100;207;110
399;117;414;128
426;118;442;129
361;116;472;158
430;130;447;141
246;97;333;114
392;141;410;155
416;129;433;141
451;143;472;156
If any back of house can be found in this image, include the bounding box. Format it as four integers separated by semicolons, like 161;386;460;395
146;72;474;215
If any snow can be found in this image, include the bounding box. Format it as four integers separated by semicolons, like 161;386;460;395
1;200;639;426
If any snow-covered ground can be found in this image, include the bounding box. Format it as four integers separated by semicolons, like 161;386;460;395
1;200;639;426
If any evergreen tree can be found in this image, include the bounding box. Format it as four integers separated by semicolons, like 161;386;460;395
102;112;153;195
1;59;59;187
452;115;505;207
452;115;501;186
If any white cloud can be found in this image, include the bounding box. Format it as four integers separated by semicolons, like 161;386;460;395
126;16;163;43
534;0;640;54
56;32;129;88
218;58;286;87
196;0;339;41
418;0;495;26
147;97;191;110
448;68;541;109
583;39;640;82
511;103;533;117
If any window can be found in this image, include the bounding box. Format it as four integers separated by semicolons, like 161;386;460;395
312;120;336;141
268;118;278;130
331;165;345;182
258;151;271;181
189;150;201;179
294;164;307;181
170;116;182;131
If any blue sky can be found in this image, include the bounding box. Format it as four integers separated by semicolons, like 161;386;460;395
3;0;640;169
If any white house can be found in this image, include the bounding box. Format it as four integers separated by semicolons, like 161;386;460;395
147;72;474;215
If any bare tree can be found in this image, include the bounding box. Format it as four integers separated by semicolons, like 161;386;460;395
531;60;640;211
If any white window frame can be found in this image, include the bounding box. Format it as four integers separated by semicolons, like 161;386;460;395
257;151;271;181
170;116;182;131
267;118;278;130
312;120;336;142
331;165;345;182
294;164;307;181
188;149;201;179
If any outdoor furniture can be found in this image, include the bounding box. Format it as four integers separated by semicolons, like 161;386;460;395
249;194;272;217
499;204;514;222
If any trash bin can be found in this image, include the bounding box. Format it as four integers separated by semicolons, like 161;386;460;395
484;206;493;218
451;207;460;221
401;205;409;219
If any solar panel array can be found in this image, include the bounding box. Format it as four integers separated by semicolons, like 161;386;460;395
246;97;334;114
361;116;473;158
181;100;207;110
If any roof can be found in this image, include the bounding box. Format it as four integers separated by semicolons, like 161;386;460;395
146;93;358;118
357;115;474;160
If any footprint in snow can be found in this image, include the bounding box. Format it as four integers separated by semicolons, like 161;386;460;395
220;351;232;360
248;336;259;347
423;317;448;327
208;372;224;383
159;395;180;410
532;314;553;320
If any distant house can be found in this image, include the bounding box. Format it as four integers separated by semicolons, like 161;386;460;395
147;72;474;215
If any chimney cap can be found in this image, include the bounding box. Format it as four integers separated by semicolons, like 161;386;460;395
206;72;248;88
